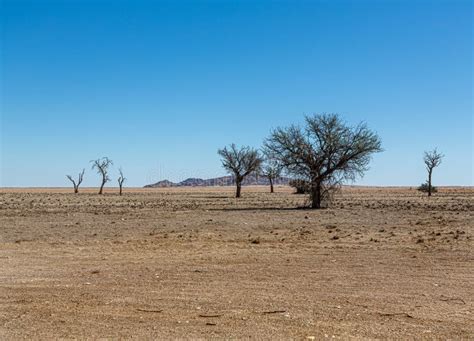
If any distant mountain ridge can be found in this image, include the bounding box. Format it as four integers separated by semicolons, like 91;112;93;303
144;174;291;188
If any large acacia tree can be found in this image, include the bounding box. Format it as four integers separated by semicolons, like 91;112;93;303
218;144;262;198
265;113;382;208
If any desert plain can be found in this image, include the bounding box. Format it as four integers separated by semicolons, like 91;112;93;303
0;186;473;339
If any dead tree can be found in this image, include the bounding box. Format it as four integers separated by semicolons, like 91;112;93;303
218;144;262;198
118;168;126;196
66;169;85;193
91;157;113;194
423;148;443;196
265;113;382;209
260;156;282;193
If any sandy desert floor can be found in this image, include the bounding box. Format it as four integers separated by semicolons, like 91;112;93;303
0;186;473;339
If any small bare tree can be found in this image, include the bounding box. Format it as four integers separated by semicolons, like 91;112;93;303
265;113;382;208
91;157;113;194
118;168;126;196
260;156;282;193
423;148;443;197
218;144;262;198
66;169;85;193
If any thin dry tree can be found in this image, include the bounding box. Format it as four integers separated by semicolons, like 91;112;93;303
91;157;113;194
66;169;85;193
118;168;126;196
260;151;282;193
218;144;262;198
423;148;443;196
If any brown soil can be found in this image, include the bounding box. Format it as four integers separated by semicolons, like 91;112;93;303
0;186;473;339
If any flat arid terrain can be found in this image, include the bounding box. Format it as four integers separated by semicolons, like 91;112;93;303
0;186;473;339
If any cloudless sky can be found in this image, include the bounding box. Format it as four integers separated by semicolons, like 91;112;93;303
1;0;472;187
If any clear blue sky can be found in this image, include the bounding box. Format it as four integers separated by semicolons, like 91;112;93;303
1;0;472;187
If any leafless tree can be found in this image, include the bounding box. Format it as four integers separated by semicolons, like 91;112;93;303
260;155;282;193
66;169;85;193
265;113;382;209
423;148;443;196
218;144;262;198
118;168;126;196
91;157;113;194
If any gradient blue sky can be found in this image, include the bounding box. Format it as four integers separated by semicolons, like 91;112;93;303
1;0;472;187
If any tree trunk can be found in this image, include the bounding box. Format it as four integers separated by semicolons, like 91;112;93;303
428;169;432;197
236;181;242;198
310;181;322;209
269;177;274;193
74;186;79;194
119;186;123;196
99;180;105;195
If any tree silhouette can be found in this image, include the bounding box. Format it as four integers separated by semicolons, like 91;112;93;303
91;157;113;195
260;154;282;193
66;169;85;194
218;144;262;198
118;168;126;196
423;148;443;196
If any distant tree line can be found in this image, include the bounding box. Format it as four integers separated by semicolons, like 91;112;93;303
66;157;126;195
65;114;444;207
